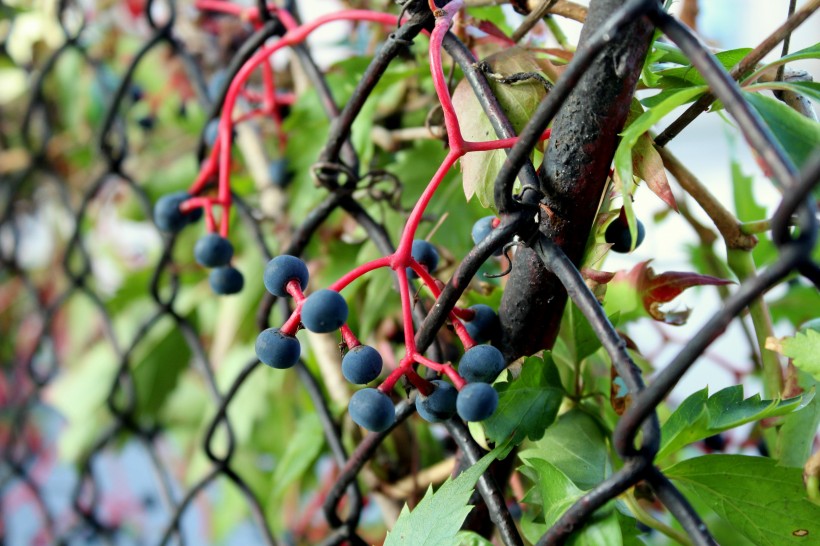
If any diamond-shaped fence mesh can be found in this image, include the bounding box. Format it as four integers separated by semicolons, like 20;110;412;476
1;1;818;545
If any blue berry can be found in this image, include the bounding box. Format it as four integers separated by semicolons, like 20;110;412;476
415;380;457;422
471;216;502;256
464;304;500;344
458;345;506;383
407;240;439;279
137;115;155;130
301;289;348;333
456;382;498;422
209;266;244;295
349;388;395;432
154;191;200;232
194;233;234;268
255;328;300;369
263;255;309;297
605;217;645;253
342;345;383;385
269;158;292;187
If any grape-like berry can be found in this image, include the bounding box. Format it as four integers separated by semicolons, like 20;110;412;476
456;382;498;422
255;328;301;369
264;255;309;297
269;158;292;187
471;216;502;256
605;217;645;253
154;191;200;232
342;345;383;384
407;239;439;279
209;266;244;295
464;304;500;344
416;380;457;422
301;289;348;333
348;388;395;432
458;344;506;383
194;233;234;268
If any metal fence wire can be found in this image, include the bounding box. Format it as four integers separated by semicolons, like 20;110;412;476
1;0;819;545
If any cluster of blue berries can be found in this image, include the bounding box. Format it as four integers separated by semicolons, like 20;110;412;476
254;244;508;434
153;192;243;295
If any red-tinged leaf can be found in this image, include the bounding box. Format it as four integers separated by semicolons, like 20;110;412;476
581;268;616;284
614;261;733;324
476;20;516;46
633;133;678;211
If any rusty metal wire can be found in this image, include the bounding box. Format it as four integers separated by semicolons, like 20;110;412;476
1;0;818;545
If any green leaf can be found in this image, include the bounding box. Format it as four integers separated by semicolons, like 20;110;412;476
782;329;820;380
665;454;820;545
520;459;623;546
777;372;820;468
483;353;564;446
559;303;618;365
657;385;812;461
655;48;752;87
385;445;506;546
743;91;820;169
454;531;494;546
745;43;820;83
269;413;324;503
131;317;192;417
519;408;610;490
454;47;548;209
744;81;820;103
769;284;820;327
614;86;706;247
731;157;776;267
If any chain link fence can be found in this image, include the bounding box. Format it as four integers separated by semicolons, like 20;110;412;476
1;0;818;545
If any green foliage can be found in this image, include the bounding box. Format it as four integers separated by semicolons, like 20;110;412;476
665;455;820;545
483;353;564;446
657;385;812;461
386;445;508;546
782;328;820;380
743;91;820;170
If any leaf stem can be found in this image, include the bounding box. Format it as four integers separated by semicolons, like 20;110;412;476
623;489;694;546
726;249;784;398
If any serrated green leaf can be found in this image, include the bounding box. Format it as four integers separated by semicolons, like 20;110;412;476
385;445;505;546
782;329;820;379
520;459;622;546
483;353;564;446
519;408;610;490
454;47;547;209
777;374;820;469
665;454;820;545
657;385;812;461
743;91;820;169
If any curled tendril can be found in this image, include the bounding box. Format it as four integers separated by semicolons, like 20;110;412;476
483;241;519;278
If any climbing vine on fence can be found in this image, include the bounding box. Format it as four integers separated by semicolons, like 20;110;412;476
1;0;820;545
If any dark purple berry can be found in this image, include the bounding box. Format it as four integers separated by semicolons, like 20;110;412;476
269;158;292;187
605;217;645;253
301;289;348;333
407;240;439;279
471;216;502;256
456;383;498;422
342;345;383;385
263;255;309;297
154;191;200;232
416;380;457;422
194;233;234;268
209;266;244;295
458;345;506;384
255;328;300;369
349;388;395;432
464;304;500;344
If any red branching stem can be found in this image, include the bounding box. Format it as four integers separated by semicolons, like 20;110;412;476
329;256;392;292
340;326;360;348
414;354;466;389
